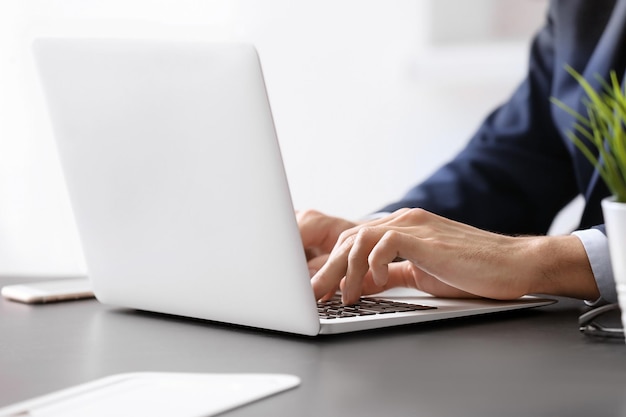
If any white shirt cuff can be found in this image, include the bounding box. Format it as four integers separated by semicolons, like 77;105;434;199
572;228;617;306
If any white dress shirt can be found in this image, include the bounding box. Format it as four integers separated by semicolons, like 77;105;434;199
572;229;617;306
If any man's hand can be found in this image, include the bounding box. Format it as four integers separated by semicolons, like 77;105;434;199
308;208;600;305
296;209;360;282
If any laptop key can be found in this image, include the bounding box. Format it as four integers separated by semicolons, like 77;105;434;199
317;295;435;319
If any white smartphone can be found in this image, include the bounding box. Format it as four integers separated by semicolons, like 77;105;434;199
1;278;94;304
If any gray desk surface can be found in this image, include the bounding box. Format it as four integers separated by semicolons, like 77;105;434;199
2;276;626;417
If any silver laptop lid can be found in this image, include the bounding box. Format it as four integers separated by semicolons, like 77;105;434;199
33;38;321;335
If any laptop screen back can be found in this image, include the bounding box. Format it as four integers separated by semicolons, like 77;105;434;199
33;39;321;335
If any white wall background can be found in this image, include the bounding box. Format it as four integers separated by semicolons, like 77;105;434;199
0;0;553;278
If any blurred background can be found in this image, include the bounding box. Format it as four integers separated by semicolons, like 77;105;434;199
0;0;555;278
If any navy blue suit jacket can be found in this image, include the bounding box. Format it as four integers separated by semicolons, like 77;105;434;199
381;0;626;235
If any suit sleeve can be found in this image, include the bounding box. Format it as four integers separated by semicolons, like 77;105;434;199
379;11;579;235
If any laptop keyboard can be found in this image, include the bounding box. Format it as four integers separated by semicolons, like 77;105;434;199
317;295;436;319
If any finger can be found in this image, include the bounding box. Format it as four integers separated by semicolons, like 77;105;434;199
358;261;420;295
320;283;341;302
344;227;385;304
304;248;321;262
359;264;397;295
330;208;411;250
307;254;329;277
369;231;478;298
296;209;329;250
297;209;359;256
368;230;411;287
360;261;477;298
309;210;428;303
308;254;338;301
320;224;409;304
310;239;352;301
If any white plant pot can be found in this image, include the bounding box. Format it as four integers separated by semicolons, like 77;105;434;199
601;196;626;334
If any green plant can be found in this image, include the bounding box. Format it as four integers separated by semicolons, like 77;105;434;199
551;65;626;203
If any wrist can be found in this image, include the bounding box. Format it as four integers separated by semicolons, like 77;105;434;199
527;235;600;300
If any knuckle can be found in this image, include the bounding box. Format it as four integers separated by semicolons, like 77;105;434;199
337;230;358;251
356;226;376;238
353;226;380;246
406;207;427;219
340;227;377;257
393;208;411;215
347;246;363;264
381;229;401;243
296;209;322;223
338;225;365;243
403;208;428;223
337;229;353;243
367;248;382;265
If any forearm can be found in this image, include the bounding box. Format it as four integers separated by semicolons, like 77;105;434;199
528;235;600;300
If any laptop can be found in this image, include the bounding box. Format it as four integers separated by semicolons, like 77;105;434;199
32;38;555;336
